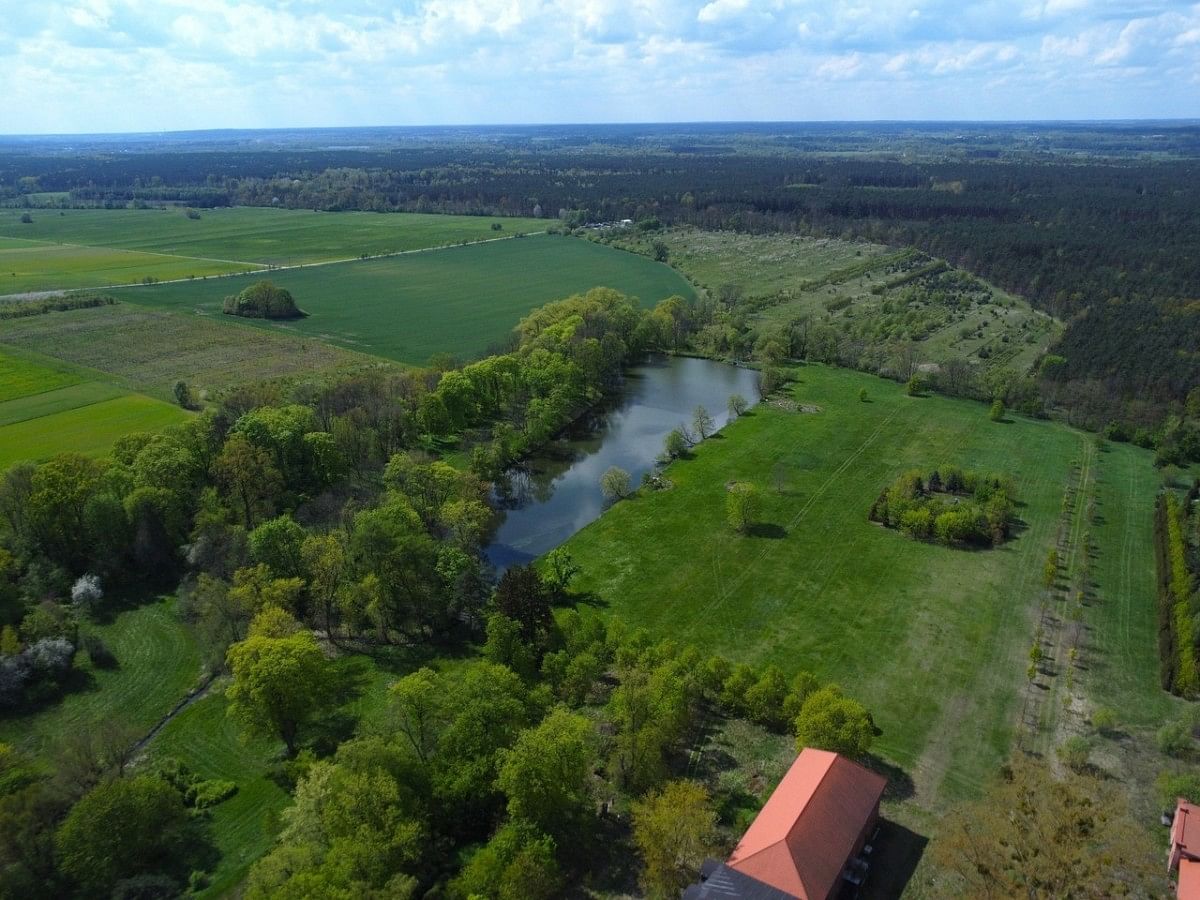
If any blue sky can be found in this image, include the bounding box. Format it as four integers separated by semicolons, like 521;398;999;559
3;0;1198;133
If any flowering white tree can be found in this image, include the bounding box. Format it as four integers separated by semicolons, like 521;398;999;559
71;574;103;610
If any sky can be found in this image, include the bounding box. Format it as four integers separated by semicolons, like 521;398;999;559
2;0;1198;134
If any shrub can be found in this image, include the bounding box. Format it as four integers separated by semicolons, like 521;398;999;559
1157;719;1193;757
600;467;632;502
81;633;117;669
71;574;103;611
221;280;303;320
1090;706;1118;735
1057;735;1091;772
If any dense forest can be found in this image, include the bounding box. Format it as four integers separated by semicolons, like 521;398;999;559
2;122;1198;425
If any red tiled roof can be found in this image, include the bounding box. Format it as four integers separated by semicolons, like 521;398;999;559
1175;800;1200;862
1180;860;1200;900
726;749;887;900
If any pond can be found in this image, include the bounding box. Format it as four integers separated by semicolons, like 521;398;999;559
484;355;760;569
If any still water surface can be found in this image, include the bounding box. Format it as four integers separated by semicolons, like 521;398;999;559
484;355;759;568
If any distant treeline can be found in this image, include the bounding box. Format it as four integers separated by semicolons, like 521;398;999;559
2;130;1199;423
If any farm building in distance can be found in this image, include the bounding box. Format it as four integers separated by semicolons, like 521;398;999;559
1169;798;1200;900
685;748;887;900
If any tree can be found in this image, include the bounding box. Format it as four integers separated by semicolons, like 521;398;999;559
452;822;560;900
652;240;669;263
989;398;1005;421
249;515;306;580
692;405;715;440
631;780;717;900
70;574;102;612
173;381;196;409
726;482;760;533
215;434;283;529
663;428;689;460
906;375;923;396
497;707;593;839
389;668;442;763
727;394;748;418
493;565;553;647
19;213;32;224
226;630;334;756
300;532;346;641
793;686;874;758
600;466;632;502
859;387;869;402
932;759;1167;898
55;776;192;895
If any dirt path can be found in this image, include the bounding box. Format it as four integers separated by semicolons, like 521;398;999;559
0;230;546;301
129;672;218;760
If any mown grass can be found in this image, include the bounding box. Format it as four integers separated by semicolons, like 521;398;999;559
149;689;289;899
0;240;258;295
563;364;1160;809
0;597;203;756
0;207;546;267
0;394;192;468
0;303;385;399
112;235;696;364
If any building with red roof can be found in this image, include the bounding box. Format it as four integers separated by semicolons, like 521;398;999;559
686;748;887;900
1169;798;1200;900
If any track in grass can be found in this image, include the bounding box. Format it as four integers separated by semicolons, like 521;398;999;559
0;598;203;757
562;364;1161;810
111;234;696;364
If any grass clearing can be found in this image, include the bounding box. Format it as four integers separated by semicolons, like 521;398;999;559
0;350;82;401
0;303;385;399
563;364;1160;810
0;207;546;268
0;597;203;757
112;235;696;364
149;689;289;899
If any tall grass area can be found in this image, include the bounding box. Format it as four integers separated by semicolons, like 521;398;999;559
562;364;1160;808
112;235;695;364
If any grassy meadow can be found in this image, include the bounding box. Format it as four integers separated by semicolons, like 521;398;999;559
0;207;546;272
0;349;191;467
112;235;696;364
562;364;1161;810
0;304;385;400
611;227;1060;375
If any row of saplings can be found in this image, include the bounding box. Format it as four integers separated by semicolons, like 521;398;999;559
869;466;1018;547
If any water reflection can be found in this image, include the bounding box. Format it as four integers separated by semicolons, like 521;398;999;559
484;355;759;569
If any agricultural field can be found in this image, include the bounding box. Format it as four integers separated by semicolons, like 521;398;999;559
562;364;1162;814
112;234;695;364
609;227;1060;375
0;235;258;296
0;348;190;467
0;206;546;276
0;304;384;400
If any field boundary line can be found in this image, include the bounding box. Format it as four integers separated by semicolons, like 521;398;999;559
0;231;548;301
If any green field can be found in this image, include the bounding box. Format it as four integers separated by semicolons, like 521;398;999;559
0;207;545;270
0;349;191;467
0;598;203;756
0;238;259;295
112;235;696;364
0;304;385;399
562;364;1161;808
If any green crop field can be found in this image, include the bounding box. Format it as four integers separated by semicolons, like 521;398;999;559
0;348;191;466
0;598;203;756
0;207;546;269
562;364;1161;809
0;239;259;295
0;304;385;399
111;235;696;364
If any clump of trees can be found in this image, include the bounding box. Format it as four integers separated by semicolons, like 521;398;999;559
868;466;1017;546
222;280;304;319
